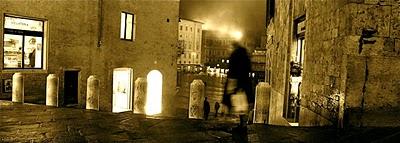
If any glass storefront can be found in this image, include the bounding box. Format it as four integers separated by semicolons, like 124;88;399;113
3;16;44;69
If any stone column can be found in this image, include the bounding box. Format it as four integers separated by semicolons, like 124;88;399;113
134;77;147;114
254;82;271;124
189;79;205;119
86;75;99;110
46;74;59;106
338;93;345;128
12;73;24;103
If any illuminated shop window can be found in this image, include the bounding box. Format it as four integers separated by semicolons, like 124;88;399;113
120;12;136;40
3;15;45;69
112;68;133;113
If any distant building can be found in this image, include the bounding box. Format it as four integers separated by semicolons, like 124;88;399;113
177;18;203;72
0;0;179;116
203;30;232;68
202;30;254;76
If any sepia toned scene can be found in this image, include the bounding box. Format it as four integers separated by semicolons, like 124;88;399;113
1;0;400;142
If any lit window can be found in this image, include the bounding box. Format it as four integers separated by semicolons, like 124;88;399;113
120;12;135;40
3;15;45;69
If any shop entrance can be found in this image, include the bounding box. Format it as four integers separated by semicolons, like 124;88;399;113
64;71;79;106
112;68;133;113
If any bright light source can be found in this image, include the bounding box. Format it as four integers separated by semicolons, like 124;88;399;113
218;26;228;34
231;31;243;40
112;68;133;113
145;70;163;115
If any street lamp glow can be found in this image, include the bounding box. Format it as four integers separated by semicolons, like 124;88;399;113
145;70;163;115
231;31;243;40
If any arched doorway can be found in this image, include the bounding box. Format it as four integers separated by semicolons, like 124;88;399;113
145;70;163;115
112;68;133;113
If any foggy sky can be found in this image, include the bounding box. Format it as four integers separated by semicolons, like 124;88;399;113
179;0;266;47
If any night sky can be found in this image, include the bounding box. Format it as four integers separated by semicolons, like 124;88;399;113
179;0;266;47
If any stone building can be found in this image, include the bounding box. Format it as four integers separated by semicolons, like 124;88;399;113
0;0;179;116
177;18;203;72
203;30;233;66
265;0;400;127
202;30;253;76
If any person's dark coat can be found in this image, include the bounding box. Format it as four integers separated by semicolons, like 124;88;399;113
222;45;253;108
204;98;210;120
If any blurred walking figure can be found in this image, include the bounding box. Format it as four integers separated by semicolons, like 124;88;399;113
222;42;253;142
203;97;210;120
222;43;254;127
214;102;220;118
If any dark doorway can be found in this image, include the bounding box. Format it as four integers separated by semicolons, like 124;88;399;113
64;71;79;106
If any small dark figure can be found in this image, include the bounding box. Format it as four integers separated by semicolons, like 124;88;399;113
203;97;210;120
214;102;220;118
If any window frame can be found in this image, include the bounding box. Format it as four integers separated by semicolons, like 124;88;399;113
3;14;45;70
120;11;135;41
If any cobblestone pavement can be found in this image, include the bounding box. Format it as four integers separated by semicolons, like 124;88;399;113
1;100;400;143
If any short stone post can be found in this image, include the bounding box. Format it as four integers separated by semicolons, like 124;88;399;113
189;79;205;119
338;93;345;128
12;73;24;103
134;77;147;114
254;82;271;124
86;75;99;110
46;74;59;106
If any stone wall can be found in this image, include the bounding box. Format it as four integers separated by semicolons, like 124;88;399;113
0;0;98;107
97;0;179;114
300;0;344;126
267;0;400;127
266;0;294;126
340;0;400;127
0;0;179;116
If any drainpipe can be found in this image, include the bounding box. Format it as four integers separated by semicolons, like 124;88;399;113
358;28;376;127
97;0;103;48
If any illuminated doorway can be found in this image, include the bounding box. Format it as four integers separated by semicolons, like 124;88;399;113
145;70;162;115
112;68;133;113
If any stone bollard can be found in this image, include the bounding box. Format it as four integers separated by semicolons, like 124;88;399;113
189;79;205;119
86;75;99;110
12;73;24;103
134;78;147;114
46;74;59;106
254;82;271;124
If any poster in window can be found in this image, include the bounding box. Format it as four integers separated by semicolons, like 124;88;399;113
23;36;42;68
3;34;23;68
3;79;12;93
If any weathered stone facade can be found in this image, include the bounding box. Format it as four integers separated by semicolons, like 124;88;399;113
266;0;400;127
0;0;179;115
